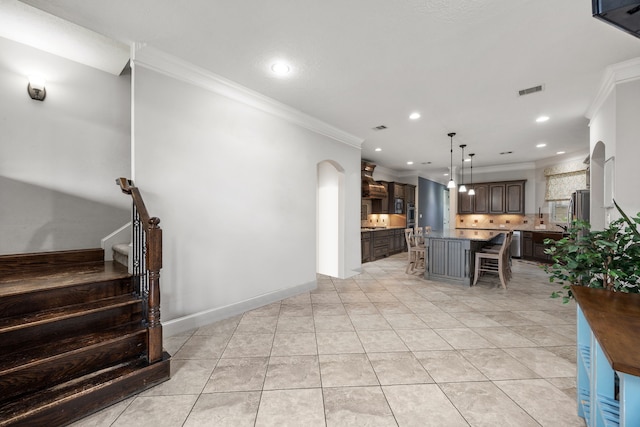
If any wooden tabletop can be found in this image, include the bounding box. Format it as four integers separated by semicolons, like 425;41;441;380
571;286;640;377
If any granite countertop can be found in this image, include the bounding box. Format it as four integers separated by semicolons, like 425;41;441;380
361;226;406;232
428;229;506;241
457;227;566;234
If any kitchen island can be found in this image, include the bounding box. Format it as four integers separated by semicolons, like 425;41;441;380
425;229;504;286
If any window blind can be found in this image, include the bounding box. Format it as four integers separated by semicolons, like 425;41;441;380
544;161;588;201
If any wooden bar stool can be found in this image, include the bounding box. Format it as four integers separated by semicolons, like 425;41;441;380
472;231;512;289
404;228;426;274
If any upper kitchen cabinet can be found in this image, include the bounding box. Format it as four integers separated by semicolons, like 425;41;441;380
371;181;389;213
458;180;525;214
405;184;416;205
505;181;525;214
489;183;505;214
459;183;489;214
372;181;406;214
473;184;489;213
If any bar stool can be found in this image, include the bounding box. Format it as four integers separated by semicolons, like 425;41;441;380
473;231;512;289
404;228;426;274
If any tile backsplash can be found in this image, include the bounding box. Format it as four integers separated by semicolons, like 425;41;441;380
361;214;406;228
456;213;561;231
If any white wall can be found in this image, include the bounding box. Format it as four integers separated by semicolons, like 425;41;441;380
589;59;640;223
0;36;131;254
131;49;362;335
614;79;640;216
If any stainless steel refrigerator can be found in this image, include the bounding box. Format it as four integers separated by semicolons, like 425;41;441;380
568;189;590;226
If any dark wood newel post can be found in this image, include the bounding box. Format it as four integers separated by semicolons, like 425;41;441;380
147;218;163;363
116;177;164;365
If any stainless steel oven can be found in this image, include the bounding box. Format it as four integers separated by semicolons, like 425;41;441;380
406;203;415;227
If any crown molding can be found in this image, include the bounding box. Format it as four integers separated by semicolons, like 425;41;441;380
131;44;363;149
586;56;640;120
0;1;129;75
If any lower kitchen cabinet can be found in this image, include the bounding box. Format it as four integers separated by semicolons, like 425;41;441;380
372;230;390;260
521;231;564;263
361;231;372;263
361;229;406;263
522;232;534;258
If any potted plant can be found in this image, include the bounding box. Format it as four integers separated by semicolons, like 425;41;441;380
543;200;640;303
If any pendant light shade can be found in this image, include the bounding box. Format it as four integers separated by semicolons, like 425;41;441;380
447;133;456;189
468;153;476;196
459;144;467;193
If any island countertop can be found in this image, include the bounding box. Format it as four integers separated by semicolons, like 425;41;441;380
426;229;507;242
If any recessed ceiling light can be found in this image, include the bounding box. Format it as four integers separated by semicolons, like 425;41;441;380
557;151;565;155
409;112;421;120
375;148;382;152
536;143;547;148
407;161;414;165
443;173;449;176
270;62;291;75
464;158;471;162
536;115;550;123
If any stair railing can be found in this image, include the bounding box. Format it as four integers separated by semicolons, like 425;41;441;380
116;178;163;364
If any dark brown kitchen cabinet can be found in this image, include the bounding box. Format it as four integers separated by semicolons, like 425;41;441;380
458;190;473;214
489;184;505;213
458;180;525;214
522;231;533;258
521;231;564;263
361;231;372;263
362;229;406;263
371;182;389;214
473;184;489;213
391;228;405;252
458;183;489;214
372;181;406;214
372;230;391;259
392;182;405;200
505;181;525;214
405;184;416;205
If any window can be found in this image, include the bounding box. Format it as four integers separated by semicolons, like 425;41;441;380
550;200;569;224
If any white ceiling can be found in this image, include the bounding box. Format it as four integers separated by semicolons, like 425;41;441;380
18;0;640;176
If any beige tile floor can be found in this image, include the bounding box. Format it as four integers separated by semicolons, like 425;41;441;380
73;254;585;427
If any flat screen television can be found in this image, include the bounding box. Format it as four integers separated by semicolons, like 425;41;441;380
592;0;640;39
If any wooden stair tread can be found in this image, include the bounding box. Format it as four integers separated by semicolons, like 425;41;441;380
0;353;171;427
0;294;140;333
0;261;130;296
0;261;130;297
0;322;146;374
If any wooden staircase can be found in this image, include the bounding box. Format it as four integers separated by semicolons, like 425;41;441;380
0;179;170;426
0;249;170;426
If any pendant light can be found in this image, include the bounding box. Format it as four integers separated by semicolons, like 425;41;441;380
447;133;456;189
459;144;467;193
468;153;476;196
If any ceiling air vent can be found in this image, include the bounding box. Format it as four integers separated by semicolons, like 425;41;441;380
373;125;387;131
518;85;544;96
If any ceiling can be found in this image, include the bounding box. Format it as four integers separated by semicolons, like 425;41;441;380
17;0;640;177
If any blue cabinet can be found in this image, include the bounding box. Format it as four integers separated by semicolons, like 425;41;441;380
574;286;640;427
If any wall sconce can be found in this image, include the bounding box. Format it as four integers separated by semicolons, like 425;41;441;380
27;75;46;101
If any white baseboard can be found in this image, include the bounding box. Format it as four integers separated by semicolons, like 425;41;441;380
162;279;317;338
